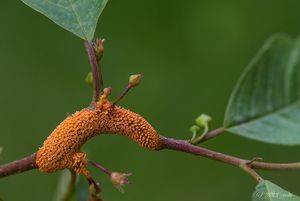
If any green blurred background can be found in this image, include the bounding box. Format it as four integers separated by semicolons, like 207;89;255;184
1;0;300;200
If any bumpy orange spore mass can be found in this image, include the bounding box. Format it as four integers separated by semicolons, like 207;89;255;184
36;97;162;176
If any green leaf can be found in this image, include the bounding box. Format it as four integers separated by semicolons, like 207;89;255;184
252;180;300;201
224;34;300;145
53;171;91;201
75;175;90;201
21;0;108;41
53;170;76;201
85;72;93;87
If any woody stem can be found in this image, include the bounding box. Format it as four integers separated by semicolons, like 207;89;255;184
160;137;300;182
0;136;300;181
0;154;37;178
84;41;103;103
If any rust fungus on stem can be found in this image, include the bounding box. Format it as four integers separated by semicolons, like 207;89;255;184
36;91;162;179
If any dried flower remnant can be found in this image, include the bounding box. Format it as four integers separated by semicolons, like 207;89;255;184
110;172;132;192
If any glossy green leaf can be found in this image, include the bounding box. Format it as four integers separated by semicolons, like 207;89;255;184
224;34;300;145
252;180;300;201
21;0;108;41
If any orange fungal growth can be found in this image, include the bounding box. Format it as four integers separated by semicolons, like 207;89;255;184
36;93;162;176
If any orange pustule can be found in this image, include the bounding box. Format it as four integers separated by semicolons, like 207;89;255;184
36;96;162;176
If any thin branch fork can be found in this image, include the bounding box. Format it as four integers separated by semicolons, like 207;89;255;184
160;137;300;181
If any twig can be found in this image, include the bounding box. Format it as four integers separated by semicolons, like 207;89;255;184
1;136;300;181
89;160;111;175
249;161;300;170
160;137;300;170
160;137;300;181
246;157;263;166
239;163;264;183
161;137;247;166
111;74;143;106
0;153;37;178
84;41;103;103
195;127;226;143
111;84;132;106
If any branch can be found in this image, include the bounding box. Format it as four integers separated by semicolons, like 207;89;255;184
1;136;300;180
249;161;300;170
0;153;37;178
160;137;300;170
84;40;103;103
160;137;300;181
239;163;264;183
